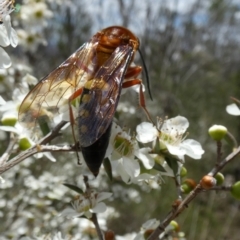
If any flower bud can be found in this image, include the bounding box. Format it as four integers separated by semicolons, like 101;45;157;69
104;230;115;240
19;137;32;150
143;229;154;239
1;115;17;127
170;220;180;232
200;175;216;189
181;179;197;194
208;125;227;141
215;172;224;185
231;181;240;200
180;166;187;178
172;199;182;208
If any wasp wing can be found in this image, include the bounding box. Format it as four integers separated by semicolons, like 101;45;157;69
18;42;98;129
78;45;134;147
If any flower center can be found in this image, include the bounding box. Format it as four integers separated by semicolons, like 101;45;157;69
114;134;133;157
35;10;43;19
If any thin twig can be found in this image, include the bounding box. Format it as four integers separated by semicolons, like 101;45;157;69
0;121;75;174
92;213;104;240
0;132;17;166
147;146;240;240
83;175;104;240
216;140;222;164
0;144;76;174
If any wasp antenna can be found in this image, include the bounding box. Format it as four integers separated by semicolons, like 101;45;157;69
138;48;153;101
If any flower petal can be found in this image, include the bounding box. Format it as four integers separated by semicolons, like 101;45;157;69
0;125;19;134
166;143;186;158
160;161;175;177
91;202;106;213
135;147;155;169
123;157;140;177
96;192;112;202
117;165;131;183
162;116;189;135
0;25;9;46
226;103;240;116
116;157;141;183
9;28;18;47
43;152;57;162
0;47;11;68
60;208;83;218
142;218;160;230
136;122;158;143
180;139;204;159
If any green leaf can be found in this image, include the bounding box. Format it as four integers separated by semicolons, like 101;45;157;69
165;155;179;176
15;4;21;12
63;183;84;194
103;157;113;181
153;162;167;172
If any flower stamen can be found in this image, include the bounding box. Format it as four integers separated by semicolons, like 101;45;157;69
0;0;15;22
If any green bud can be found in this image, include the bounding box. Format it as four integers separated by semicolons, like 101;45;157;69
1;116;17;127
180;167;187;178
19;137;32;150
215;172;224;185
170;220;180;232
181;179;196;194
208;125;227;141
231;181;240;200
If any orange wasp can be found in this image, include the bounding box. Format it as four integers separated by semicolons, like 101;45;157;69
19;26;152;176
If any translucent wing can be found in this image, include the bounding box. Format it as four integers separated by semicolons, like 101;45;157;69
78;45;134;147
19;42;97;129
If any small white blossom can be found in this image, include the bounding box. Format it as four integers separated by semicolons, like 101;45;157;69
61;191;112;219
134;173;163;189
136;116;204;161
0;9;18;68
20;2;53;31
17;29;47;52
226;103;240;116
108;123;153;184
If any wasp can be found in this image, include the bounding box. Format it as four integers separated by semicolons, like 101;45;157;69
19;26;152;176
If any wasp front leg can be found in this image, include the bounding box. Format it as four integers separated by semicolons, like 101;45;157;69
123;66;154;123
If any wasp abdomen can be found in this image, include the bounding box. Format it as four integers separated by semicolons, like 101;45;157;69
81;123;112;177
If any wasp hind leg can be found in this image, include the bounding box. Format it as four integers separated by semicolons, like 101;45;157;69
68;88;83;165
122;78;154;124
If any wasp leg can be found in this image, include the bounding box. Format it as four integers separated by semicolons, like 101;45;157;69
122;79;154;124
68;88;83;164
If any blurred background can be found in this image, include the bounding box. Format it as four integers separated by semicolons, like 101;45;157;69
1;0;240;239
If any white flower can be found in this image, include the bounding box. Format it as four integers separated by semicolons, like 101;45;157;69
20;2;53;31
107;123;153;184
0;13;18;68
134;173;163;189
61;191;112;219
0;95;57;162
226;103;240;116
17;29;47;52
136;116;204;161
0;123;57;162
0;90;27;121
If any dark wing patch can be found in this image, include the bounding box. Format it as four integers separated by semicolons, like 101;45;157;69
78;45;134;147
